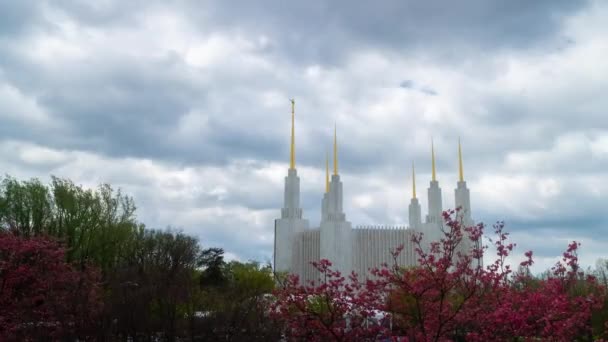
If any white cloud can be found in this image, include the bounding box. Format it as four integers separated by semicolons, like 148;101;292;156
0;83;57;126
1;0;607;271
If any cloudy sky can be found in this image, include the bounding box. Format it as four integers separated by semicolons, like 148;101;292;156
1;0;607;272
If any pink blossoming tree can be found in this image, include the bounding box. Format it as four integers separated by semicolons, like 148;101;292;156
272;209;607;341
0;233;102;340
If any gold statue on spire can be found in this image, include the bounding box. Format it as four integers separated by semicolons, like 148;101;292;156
412;162;416;199
458;137;464;182
289;99;295;169
431;138;437;181
333;124;338;175
325;150;330;193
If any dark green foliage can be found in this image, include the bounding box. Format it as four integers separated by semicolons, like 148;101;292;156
196;259;281;341
0;175;281;340
199;247;227;288
105;229;202;341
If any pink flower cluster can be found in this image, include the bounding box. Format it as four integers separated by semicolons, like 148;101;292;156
0;233;102;340
271;209;606;341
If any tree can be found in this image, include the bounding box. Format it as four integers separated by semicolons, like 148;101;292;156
272;209;607;341
0;175;140;275
272;260;389;341
592;259;608;339
2;175;288;340
596;259;608;288
0;177;52;236
0;232;102;340
149;229;202;341
191;246;282;340
197;259;282;341
104;228;203;341
199;247;227;288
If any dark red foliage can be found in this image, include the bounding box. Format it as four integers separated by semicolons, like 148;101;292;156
0;232;102;340
272;209;607;341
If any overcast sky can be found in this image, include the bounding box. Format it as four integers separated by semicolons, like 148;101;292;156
1;0;607;272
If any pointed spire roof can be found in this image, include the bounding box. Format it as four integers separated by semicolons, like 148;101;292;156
289;99;295;169
333;124;338;175
458;137;464;182
431;138;437;181
412;162;417;199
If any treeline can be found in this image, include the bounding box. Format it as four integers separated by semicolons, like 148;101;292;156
3;175;608;341
0;176;281;341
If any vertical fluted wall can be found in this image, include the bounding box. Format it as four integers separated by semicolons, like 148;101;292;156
297;229;321;284
350;226;415;278
295;226;428;282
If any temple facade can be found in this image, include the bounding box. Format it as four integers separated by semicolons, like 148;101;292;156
274;101;474;282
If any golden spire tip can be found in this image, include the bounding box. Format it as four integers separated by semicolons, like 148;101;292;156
412;162;416;199
458;137;464;182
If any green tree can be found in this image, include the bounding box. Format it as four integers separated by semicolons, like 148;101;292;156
0;176;53;236
199;247;227;288
198;258;280;341
105;229;203;341
0;175;139;274
1;175;284;340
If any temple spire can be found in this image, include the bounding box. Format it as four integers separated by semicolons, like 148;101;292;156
333;124;338;175
458;138;464;182
412;162;417;199
289;99;295;169
431;138;437;181
325;150;330;193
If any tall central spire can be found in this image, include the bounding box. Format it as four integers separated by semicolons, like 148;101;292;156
333;124;338;175
431;138;437;181
458;138;464;182
289;99;295;169
412;162;417;198
325;150;330;193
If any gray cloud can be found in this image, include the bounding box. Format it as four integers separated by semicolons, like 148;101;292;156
0;0;606;272
400;79;438;95
400;80;414;89
193;0;588;64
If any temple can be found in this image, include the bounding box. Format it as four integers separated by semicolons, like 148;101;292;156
274;101;474;281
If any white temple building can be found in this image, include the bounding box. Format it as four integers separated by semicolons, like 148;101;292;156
274;101;474;282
